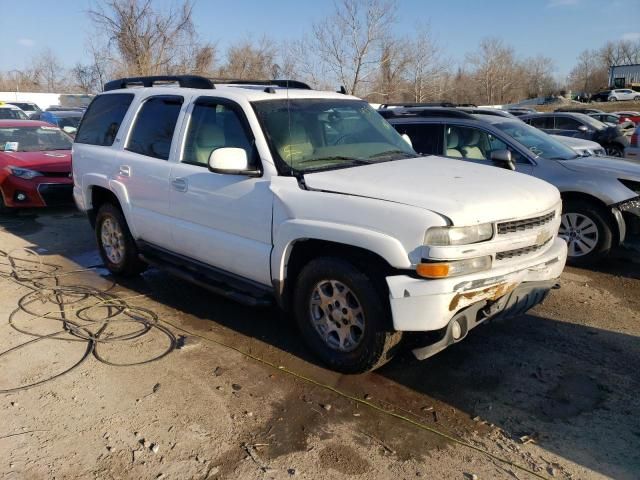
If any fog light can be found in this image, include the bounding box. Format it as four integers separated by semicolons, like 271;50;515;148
16;193;26;201
451;319;462;340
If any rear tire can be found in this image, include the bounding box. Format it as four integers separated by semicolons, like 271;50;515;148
293;257;402;373
559;200;614;266
95;203;146;276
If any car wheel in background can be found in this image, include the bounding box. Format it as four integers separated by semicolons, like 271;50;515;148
559;200;614;266
605;144;623;157
95;203;147;276
608;97;617;102
634;96;640;101
293;257;402;373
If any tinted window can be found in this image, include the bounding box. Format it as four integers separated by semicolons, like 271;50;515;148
555;117;581;130
528;116;553;129
393;123;443;155
126;96;183;160
183;100;253;166
75;94;134;146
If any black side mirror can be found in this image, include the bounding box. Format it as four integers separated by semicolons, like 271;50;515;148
490;149;516;171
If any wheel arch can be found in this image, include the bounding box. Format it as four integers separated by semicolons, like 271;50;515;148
560;191;623;245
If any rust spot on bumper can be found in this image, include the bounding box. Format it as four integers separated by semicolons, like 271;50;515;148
449;282;519;312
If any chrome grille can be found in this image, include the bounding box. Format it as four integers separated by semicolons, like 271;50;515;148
497;212;555;235
496;238;552;260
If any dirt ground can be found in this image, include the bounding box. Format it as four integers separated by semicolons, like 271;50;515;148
536;99;640;113
0;208;639;480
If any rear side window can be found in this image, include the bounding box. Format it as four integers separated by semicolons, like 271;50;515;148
126;96;183;160
394;123;443;155
527;116;553;129
75;93;134;146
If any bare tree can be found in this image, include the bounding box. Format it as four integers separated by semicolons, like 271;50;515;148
32;48;65;91
218;37;276;79
311;0;396;96
88;0;213;76
522;55;556;98
467;37;519;104
568;49;608;93
405;28;449;102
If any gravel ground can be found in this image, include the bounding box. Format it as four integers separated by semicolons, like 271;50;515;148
0;208;638;480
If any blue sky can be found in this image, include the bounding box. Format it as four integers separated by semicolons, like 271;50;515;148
1;0;639;78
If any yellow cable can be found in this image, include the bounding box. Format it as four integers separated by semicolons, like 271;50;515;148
160;318;549;480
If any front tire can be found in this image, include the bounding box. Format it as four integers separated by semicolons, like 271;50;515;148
605;144;623;157
559;200;614;266
0;193;16;215
95;203;146;276
293;257;402;373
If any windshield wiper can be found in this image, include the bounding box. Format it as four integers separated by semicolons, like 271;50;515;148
368;150;417;160
300;157;373;173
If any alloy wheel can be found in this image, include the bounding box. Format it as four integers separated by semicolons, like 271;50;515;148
101;217;126;265
309;280;365;352
559;213;599;257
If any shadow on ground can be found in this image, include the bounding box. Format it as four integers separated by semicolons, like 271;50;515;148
2;209;640;478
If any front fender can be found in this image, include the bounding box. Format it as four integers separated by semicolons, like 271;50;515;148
271;219;412;285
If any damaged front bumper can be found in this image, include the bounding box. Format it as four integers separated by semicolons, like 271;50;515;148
386;237;568;359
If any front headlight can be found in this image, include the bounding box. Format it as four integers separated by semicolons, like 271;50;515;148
424;223;493;246
6;166;42;179
416;256;492;278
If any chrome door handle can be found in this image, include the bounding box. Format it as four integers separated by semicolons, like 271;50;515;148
171;178;188;192
119;165;131;177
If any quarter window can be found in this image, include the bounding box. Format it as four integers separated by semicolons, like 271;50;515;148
182;100;253;166
75;93;134;146
126;96;183;160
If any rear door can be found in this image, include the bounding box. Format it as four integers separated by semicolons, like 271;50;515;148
526;116;554;135
119;94;185;250
168;96;273;286
392;123;444;156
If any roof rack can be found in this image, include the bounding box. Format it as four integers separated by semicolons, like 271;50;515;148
103;75;312;92
379;102;456;109
210;78;312;90
379;107;475;120
104;75;215;91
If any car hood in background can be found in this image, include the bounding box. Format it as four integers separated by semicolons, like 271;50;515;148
303;156;560;225
552;135;602;151
560;156;640;180
0;150;72;172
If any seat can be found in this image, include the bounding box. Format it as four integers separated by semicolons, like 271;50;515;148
462;129;485;159
446;129;463;157
265;111;314;163
194;123;225;165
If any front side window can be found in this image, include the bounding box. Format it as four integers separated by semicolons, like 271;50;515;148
443;125;523;162
252;99;416;174
0;126;72;152
494;120;578;160
126;95;183;160
555;117;581;131
183;100;253;166
75;93;134;146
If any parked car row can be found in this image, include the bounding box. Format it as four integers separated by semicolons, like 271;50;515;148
581;89;640;103
1;76;639;373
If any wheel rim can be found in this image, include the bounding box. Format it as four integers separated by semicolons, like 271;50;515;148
309;280;365;352
100;217;125;265
558;213;599;258
606;146;622;157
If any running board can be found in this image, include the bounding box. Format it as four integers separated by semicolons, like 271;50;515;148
138;243;273;307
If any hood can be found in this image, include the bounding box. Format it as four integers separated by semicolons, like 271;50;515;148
552;135;601;149
560;156;640;180
303;156;560;226
0;150;72;172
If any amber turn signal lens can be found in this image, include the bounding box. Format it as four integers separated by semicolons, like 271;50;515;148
416;263;450;278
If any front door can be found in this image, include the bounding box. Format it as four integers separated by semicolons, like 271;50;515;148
168;97;273;286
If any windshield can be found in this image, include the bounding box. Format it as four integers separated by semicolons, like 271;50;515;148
494;121;578;160
0;126;72;152
252;98;416;174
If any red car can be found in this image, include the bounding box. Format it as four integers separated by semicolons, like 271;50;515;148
615;111;640;125
0;120;73;213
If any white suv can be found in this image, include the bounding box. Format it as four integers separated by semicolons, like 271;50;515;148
72;75;568;373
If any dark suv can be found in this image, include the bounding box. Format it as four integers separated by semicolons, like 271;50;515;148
520;112;629;157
